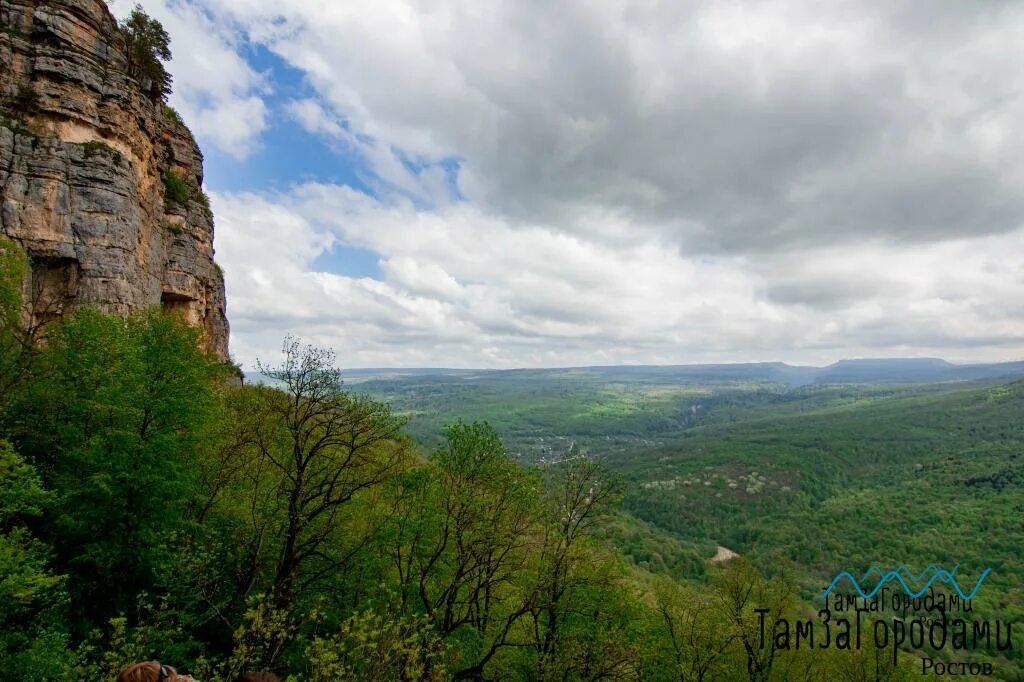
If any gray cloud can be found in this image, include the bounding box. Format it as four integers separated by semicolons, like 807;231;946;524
209;186;1024;368
135;0;1024;367
199;0;1024;254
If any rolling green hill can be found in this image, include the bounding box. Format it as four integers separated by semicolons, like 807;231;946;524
353;367;1024;676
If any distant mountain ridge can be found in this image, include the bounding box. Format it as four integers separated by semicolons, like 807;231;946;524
249;357;1024;387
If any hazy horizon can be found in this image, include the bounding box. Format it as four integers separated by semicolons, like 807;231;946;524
246;354;1024;375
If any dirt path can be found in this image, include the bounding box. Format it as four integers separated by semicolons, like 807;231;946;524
711;545;739;562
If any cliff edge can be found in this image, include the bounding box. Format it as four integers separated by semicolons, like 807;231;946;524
0;0;229;359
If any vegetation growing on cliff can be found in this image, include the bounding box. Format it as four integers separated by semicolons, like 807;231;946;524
120;5;172;102
162;105;184;126
163;170;191;208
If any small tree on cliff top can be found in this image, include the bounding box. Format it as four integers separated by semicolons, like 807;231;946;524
120;5;172;102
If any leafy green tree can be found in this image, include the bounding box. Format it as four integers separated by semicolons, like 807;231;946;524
304;608;446;681
7;308;218;631
387;421;541;679
120;5;172;101
190;337;411;667
711;559;794;682
527;453;624;678
0;440;71;680
0;238;31;404
655;577;735;682
254;339;409;611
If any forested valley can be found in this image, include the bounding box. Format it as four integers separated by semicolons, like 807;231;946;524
9;232;989;681
5;231;1023;680
3;1;1023;680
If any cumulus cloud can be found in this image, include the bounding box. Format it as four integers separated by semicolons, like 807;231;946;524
213;184;1024;368
157;0;1024;366
202;0;1024;250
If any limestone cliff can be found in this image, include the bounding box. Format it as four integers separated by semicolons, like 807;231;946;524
0;0;229;359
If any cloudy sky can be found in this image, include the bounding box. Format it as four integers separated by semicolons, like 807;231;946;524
111;0;1024;370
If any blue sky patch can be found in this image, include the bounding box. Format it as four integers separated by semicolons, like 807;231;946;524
201;43;377;197
311;242;384;280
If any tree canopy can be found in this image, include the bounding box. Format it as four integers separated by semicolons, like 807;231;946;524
120;5;172;102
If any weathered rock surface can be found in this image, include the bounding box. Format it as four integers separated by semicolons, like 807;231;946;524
0;0;229;359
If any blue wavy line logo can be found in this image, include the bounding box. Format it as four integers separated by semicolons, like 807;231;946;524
818;564;992;601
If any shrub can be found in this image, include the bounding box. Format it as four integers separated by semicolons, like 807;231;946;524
164;170;190;208
162;105;184;126
82;140;122;163
195;186;212;216
305;609;446;682
0;440;70;681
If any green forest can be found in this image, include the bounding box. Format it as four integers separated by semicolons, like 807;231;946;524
4;231;1023;681
13;227;1004;681
350;364;1024;679
3;2;1022;681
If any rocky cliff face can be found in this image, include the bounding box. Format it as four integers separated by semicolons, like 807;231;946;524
0;0;229;359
